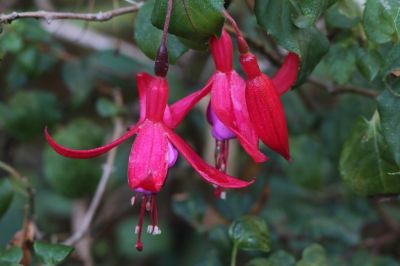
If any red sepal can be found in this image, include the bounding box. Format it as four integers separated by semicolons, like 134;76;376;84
246;74;290;160
45;123;140;159
163;125;255;189
272;52;300;95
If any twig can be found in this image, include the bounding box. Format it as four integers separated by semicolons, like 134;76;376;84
0;3;143;24
63;89;124;246
0;161;35;219
0;161;37;251
309;77;379;99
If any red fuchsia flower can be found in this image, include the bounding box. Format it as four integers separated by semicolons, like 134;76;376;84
206;29;268;164
45;72;253;251
221;10;300;161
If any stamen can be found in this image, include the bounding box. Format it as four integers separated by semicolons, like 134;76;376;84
135;195;146;252
214;140;230;199
147;225;154;233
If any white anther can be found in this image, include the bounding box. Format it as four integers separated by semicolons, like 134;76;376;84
147;225;153;234
153;226;161;235
220;191;227;200
134;225;140;234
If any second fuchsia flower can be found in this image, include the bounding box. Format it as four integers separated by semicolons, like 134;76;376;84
205;27;300;161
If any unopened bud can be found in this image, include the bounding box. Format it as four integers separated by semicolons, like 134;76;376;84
155;43;169;77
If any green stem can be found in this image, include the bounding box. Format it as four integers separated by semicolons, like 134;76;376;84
230;243;239;266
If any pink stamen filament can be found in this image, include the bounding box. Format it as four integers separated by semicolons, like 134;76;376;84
214;140;230;199
135;195;146;251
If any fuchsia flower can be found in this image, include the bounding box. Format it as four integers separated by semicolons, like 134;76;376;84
206;28;300;161
45;72;253;251
240;51;299;160
206;30;267;163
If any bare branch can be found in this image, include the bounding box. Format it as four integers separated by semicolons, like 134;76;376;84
63;89;125;246
0;3;143;24
309;77;379;99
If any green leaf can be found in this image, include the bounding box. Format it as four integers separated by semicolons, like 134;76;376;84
135;0;188;63
378;89;400;166
338;0;362;19
34;241;73;266
255;0;299;52
247;251;296;266
357;48;383;81
296;244;329;266
43;119;104;199
229;215;270;253
255;0;329;84
151;0;224;46
322;40;358;85
363;0;400;44
296;27;330;83
0;91;61;141
339;112;400;196
0;246;23;264
62;59;95;107
294;0;329;28
0;179;14;219
325;2;361;29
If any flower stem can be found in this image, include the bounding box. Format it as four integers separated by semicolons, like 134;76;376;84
222;10;249;54
230;243;239;266
154;0;173;77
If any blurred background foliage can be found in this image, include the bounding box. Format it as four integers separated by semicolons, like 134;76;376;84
0;0;399;265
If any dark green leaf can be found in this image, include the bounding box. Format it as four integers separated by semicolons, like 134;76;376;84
229;215;270;252
135;0;188;63
43;119;104;198
34;241;73;266
357;48;383;81
254;0;329;84
255;0;298;52
378;89;400;166
339;112;400;195
363;0;400;44
0;179;14;219
0;246;22;264
296;244;329;266
62;59;95;107
0;91;61;141
338;0;362;19
325;2;361;29
294;0;329;29
296;27;330;83
322;41;358;85
247;251;296;266
151;0;224;46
